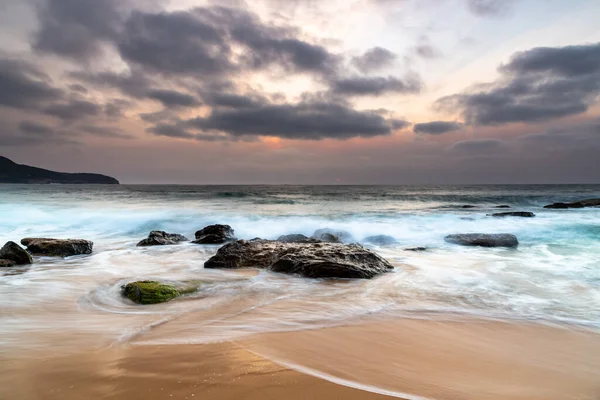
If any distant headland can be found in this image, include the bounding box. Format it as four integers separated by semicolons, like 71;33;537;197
0;156;119;184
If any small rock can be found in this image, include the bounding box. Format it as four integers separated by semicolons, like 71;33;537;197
488;212;535;218
20;238;93;257
277;234;311;243
193;225;236;244
445;233;518;248
311;228;355;243
495;205;511;208
121;281;181;305
461;205;476;209
544;199;600;209
362;235;398;246
137;231;188;247
405;247;427;252
0;259;16;267
0;241;33;265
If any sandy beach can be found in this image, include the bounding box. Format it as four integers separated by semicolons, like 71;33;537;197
2;318;599;400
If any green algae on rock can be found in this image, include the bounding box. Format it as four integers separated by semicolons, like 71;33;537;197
121;281;181;305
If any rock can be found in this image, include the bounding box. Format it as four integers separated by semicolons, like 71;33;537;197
460;217;476;221
445;233;518;248
21;238;93;257
121;281;181;305
362;235;398;246
0;259;16;267
137;231;188;247
488;212;535;218
0;241;33;265
193;224;236;244
544;199;600;209
277;234;311;243
204;239;394;279
311;228;355;243
405;247;427;252
461;205;476;209
495;205;511;208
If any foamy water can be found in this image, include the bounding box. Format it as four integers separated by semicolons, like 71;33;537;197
1;184;599;352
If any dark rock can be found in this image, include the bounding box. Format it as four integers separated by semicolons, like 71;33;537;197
495;205;511;208
445;233;518;248
461;205;476;209
0;259;16;267
0;241;33;265
21;238;93;257
544;199;600;209
121;281;181;305
277;234;311;243
193;224;236;244
460;217;476;221
311;228;355;243
405;247;427;252
205;239;394;279
488;212;535;218
362;235;398;246
137;231;188;247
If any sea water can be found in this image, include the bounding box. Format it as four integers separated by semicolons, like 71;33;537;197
0;184;599;350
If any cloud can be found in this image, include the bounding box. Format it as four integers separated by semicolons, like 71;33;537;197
79;125;134;139
43;99;102;121
414;121;462;134
437;42;600;125
352;47;396;73
0;59;63;110
146;89;201;108
466;0;514;17
331;76;421;96
19;121;55;135
449;138;505;153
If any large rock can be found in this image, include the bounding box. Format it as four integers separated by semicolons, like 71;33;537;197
445;233;518;248
0;259;16;267
205;239;394;279
488;212;535;218
193;224;236;244
362;235;398;246
137;231;188;247
121;281;181;305
21;238;93;257
544;199;600;209
311;228;355;243
0;241;33;265
277;234;311;243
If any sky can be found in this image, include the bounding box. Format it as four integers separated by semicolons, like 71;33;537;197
0;0;599;184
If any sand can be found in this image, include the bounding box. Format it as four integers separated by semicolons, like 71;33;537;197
1;318;599;400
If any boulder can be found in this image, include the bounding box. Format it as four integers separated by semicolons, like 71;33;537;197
544;199;600;209
495;205;511;208
193;224;236;244
137;231;188;247
445;233;518;248
21;238;93;257
311;228;355;243
0;241;33;265
0;259;16;267
362;235;398;246
121;281;181;305
204;239;394;279
277;234;311;243
488;212;535;218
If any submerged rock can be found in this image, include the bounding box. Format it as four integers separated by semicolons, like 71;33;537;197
405;247;427;252
137;231;188;247
488;212;535;218
121;281;181;305
461;205;476;209
0;259;16;267
362;235;398;246
495;205;511;208
193;224;236;244
0;241;32;265
544;199;600;209
277;234;311;243
205;239;394;279
311;228;355;243
445;233;518;248
20;238;93;257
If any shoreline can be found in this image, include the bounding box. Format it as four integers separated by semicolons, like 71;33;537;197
2;318;599;400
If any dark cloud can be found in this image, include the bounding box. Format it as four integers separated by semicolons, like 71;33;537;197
331;76;421;96
467;0;513;17
184;99;399;140
19;121;55;135
69;83;88;94
146;89;200;108
449;138;505;153
0;59;63;110
352;47;396;73
148;122;230;142
415;44;441;59
79;125;134;139
202;91;267;109
437;42;600;125
43;99;102;121
391;119;411;130
414;121;462;134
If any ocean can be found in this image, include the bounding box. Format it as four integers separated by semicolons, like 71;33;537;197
1;184;600;351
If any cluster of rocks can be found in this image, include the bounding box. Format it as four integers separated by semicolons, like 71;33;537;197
0;238;93;267
544;199;600;209
136;224;236;247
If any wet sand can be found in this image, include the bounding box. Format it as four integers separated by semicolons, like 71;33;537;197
1;318;599;400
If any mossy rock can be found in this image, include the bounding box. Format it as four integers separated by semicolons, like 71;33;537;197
122;281;181;305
